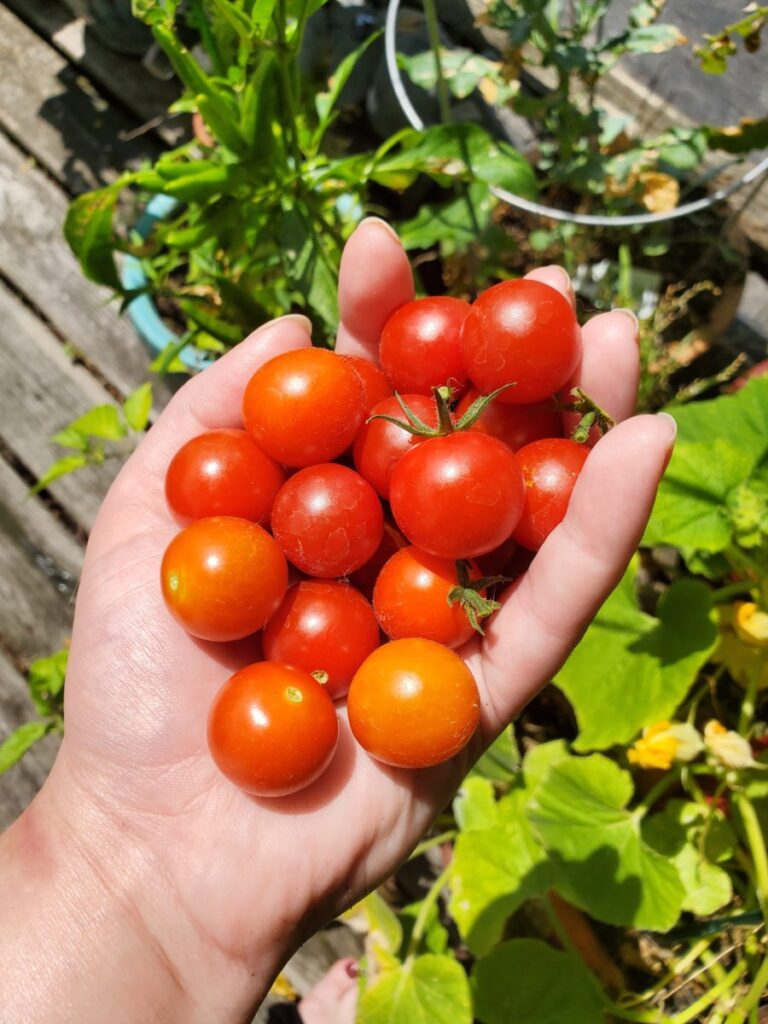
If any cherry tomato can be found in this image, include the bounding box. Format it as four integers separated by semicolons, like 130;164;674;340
263;581;380;699
349;522;407;597
455;387;562;452
374;546;483;649
164;428;285;524
461;280;581;404
513;438;589;551
271;464;384;578
347;638;480;768
161;517;288;641
380;297;471;395
208;662;338;796
242;348;365;467
389;431;524;559
344;355;392;414
353;394;439;499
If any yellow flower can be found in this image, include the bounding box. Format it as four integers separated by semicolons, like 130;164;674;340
734;603;768;647
704;720;755;770
628;721;703;770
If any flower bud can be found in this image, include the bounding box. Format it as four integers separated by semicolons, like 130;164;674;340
704;720;755;770
628;721;703;770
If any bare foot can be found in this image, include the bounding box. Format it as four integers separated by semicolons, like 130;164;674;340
297;959;358;1024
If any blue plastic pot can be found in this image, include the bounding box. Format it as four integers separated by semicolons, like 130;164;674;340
120;194;213;373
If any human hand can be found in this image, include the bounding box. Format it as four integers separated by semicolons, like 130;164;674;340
0;219;674;1024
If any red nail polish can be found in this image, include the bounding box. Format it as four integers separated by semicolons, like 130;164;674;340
345;960;360;979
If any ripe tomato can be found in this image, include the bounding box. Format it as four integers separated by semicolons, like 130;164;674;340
349;522;406;597
461;280;581;404
208;662;338;796
513;438;589;551
380;297;471;395
344;355;392;414
164;428;285;524
353;394;439;499
455;387;562;452
389;432;524;559
271;464;384;577
161;517;287;641
347;638;480;768
374;546;483;649
242;348;364;467
263;581;380;699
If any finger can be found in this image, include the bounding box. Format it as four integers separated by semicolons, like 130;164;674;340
478;412;676;736
335;218;414;361
524;265;576;309
565;310;639;431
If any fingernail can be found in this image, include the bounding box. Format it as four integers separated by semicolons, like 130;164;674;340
550;266;571;292
363;216;400;243
280;314;313;335
656;411;677;467
614;307;639;331
345;960;360;979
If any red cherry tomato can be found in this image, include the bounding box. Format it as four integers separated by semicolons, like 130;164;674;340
461;280;581;404
349;522;407;597
242;348;365;467
208;662;338;796
389;432;524;559
353;394;439;499
161;517;288;641
347;638;480;768
455;387;562;452
344;355;392;414
513;438;589;551
374;546;484;649
164;428;285;524
380;297;471;395
271;464;384;578
263;581;380;699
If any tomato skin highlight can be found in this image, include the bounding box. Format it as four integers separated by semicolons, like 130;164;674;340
208;662;338;796
161;517;288;641
374;546;483;649
165;428;285;524
344;355;392;414
353;394;438;499
242;348;365;467
271;464;384;578
263;581;380;699
380;297;471;395
461;280;581;404
513;438;589;551
389;432;525;559
347;638;480;768
455;387;562;452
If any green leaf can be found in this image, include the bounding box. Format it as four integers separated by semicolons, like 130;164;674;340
67;405;126;441
50;427;89;451
472;939;606;1024
64;184;123;291
0;720;52;773
620;23;687;53
27;649;68;717
400;49;518;103
555;562;717;751
31;454;89;493
279;208;339;331
453;777;498;832
345;890;403;957
358;954;472;1024
313;31;382;151
643;801;733;916
471;725;520;782
522;740;570;790
528;754;685;930
149;338;195;375
251;0;278;34
122;382;153;432
449;789;555;955
399;185;493;252
706;117;768;155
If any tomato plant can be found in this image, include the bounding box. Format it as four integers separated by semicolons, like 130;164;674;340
348;638;480;768
513;438;589;550
208;661;338;796
165;428;285;524
379;297;471;395
271;464;384;577
353;394;440;499
161;517;288;641
263;581;380;698
455;387;562;452
461;280;581;404
242;348;365;467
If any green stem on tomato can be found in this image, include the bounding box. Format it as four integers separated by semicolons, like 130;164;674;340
405;866;450;962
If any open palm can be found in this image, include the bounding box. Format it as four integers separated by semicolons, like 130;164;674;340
52;219;673;1017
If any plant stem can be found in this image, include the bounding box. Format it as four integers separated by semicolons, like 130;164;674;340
422;0;452;126
738;672;761;734
670;960;748;1024
405;866;450;961
735;792;768;927
711;581;757;603
408;831;457;861
722;954;768;1024
634;770;681;818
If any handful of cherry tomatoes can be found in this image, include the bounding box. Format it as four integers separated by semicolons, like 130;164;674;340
161;279;597;797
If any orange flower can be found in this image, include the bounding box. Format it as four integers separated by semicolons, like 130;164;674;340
628;721;703;770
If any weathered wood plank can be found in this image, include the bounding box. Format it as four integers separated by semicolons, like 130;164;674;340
0;277;120;531
0;130;172;404
3;0;183;146
0;4;163;195
0;650;60;832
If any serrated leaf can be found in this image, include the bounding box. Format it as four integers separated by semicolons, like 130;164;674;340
122;382;153;432
0;720;52;773
453;777;498;832
358;954;471;1024
555;563;717;750
528;754;685;930
31;454;89;493
522;740;570;790
472;939;606;1024
67;405;126;441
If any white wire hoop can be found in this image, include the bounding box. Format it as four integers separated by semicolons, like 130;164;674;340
384;0;768;228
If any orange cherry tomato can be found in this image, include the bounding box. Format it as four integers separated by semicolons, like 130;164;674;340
208;662;338;796
161;517;288;641
347;638;481;768
242;348;365;467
